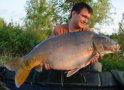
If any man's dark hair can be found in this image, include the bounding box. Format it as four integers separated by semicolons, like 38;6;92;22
70;2;93;18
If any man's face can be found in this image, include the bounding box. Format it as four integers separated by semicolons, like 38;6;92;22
72;8;91;29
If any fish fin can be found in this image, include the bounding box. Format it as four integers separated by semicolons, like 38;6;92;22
66;68;80;77
36;66;43;72
80;61;91;68
5;58;31;88
5;58;22;71
15;68;31;88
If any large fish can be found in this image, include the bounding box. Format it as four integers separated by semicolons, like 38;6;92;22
5;31;120;87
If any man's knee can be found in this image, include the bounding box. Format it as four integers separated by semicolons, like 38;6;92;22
90;62;102;72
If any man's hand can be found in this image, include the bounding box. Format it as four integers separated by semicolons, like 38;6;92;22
90;54;102;64
39;63;51;71
44;64;51;70
83;26;92;31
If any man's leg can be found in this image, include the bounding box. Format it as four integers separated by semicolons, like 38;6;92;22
90;62;102;72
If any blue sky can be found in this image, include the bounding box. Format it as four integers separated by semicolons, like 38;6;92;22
0;0;124;35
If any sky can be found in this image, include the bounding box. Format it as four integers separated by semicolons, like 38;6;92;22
0;0;124;35
98;0;124;35
0;0;27;24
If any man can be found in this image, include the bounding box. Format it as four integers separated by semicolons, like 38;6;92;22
44;2;102;72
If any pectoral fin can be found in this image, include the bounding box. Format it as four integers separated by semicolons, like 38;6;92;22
66;68;80;77
36;66;43;72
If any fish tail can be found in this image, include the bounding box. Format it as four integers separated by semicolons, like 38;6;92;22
5;58;31;88
5;58;22;71
15;67;31;88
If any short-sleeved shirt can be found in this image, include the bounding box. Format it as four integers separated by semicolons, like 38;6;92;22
51;23;92;37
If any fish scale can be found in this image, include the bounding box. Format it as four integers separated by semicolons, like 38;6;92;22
5;31;120;88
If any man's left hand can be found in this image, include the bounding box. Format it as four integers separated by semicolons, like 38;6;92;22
90;54;102;64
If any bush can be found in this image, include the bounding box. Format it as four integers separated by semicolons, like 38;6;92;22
0;22;52;56
100;53;124;71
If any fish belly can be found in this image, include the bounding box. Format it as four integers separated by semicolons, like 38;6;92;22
46;45;93;70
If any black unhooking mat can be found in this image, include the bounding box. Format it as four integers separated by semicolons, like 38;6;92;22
110;70;124;86
0;65;124;90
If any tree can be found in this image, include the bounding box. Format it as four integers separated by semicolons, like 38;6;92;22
118;13;124;33
53;0;112;28
24;0;56;31
0;18;6;28
118;13;124;52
